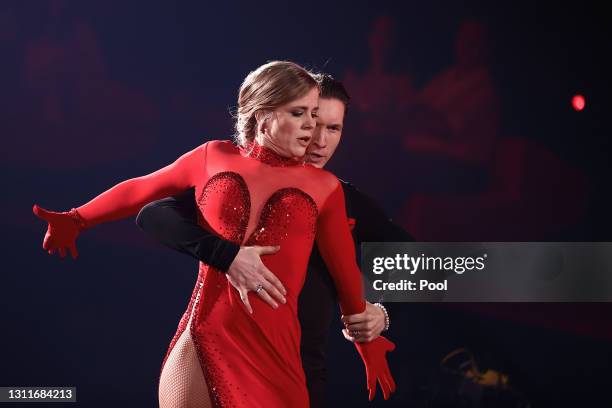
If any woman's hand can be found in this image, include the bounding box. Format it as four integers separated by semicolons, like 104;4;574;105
354;336;396;401
33;205;82;259
226;245;287;314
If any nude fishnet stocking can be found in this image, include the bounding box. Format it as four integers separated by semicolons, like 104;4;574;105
159;287;211;408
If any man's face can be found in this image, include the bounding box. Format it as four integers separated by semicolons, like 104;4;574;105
305;97;345;168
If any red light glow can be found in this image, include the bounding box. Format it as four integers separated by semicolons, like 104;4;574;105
572;94;585;111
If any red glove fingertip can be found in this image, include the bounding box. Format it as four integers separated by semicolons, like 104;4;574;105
382;380;391;400
33;204;49;218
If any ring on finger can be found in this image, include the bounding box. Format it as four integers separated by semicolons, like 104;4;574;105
255;283;264;293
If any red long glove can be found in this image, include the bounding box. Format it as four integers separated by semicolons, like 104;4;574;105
316;178;397;401
33;144;207;259
355;336;396;400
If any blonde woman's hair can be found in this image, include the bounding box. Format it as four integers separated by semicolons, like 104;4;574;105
234;61;318;146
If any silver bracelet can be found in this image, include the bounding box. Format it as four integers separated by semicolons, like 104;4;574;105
373;302;390;332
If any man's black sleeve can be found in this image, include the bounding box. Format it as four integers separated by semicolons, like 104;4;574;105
135;188;240;272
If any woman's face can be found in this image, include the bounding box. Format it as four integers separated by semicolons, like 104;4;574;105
260;86;319;158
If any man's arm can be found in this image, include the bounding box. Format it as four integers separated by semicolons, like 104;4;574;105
136;188;286;312
135;188;240;271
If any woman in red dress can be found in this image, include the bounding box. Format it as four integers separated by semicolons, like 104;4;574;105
33;61;396;408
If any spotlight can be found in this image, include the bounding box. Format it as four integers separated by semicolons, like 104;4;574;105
572;94;585;111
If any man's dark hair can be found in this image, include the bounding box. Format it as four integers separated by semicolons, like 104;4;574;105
312;73;350;113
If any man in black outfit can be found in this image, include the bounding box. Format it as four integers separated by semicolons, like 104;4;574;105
136;74;413;407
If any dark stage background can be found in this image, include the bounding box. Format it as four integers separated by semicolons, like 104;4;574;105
1;1;611;407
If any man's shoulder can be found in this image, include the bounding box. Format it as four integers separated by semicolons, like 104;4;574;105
338;178;355;191
338;179;367;200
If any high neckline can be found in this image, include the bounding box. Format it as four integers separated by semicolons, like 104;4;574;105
241;141;303;167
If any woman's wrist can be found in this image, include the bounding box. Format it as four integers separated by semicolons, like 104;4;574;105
67;208;87;230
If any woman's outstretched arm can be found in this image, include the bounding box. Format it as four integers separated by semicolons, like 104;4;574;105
33;143;208;258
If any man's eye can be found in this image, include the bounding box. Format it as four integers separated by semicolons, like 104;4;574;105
312;112;319;118
292;111;304;117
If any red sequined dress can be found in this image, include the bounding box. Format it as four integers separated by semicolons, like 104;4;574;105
70;140;394;407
